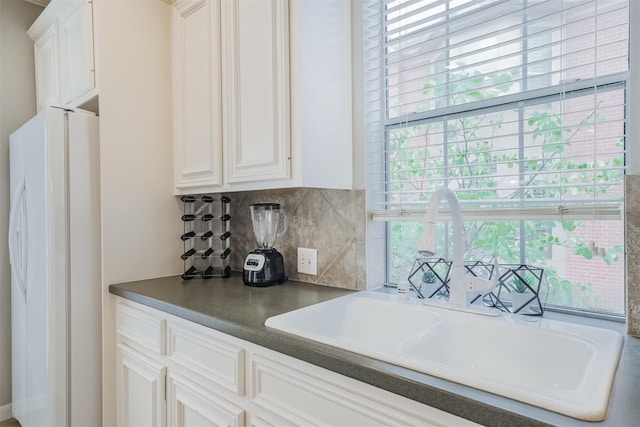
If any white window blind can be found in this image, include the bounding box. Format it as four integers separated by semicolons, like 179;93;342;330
365;0;629;222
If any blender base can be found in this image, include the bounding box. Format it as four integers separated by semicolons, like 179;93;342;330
243;249;287;287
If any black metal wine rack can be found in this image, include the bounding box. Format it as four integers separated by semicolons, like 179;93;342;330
180;194;231;280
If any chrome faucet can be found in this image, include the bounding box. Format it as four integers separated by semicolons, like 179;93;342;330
418;188;498;314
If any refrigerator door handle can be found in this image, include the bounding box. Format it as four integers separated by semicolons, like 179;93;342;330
8;178;27;300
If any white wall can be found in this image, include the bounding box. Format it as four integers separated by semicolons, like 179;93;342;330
92;0;182;424
0;0;44;410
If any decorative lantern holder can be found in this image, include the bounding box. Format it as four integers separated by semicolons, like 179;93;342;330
408;259;546;316
408;258;495;300
483;264;546;316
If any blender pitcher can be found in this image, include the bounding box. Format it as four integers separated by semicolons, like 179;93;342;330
250;203;284;249
243;203;287;286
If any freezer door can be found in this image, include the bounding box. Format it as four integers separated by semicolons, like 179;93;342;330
9;109;65;427
8;177;27;301
8;124;27;424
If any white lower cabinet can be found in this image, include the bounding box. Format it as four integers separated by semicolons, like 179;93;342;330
117;344;167;427
167;373;245;427
115;298;479;427
166;321;245;396
249;351;438;426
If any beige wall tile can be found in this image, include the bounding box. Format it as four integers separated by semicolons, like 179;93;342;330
228;188;366;290
626;176;640;336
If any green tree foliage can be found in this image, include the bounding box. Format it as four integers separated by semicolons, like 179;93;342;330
389;65;624;309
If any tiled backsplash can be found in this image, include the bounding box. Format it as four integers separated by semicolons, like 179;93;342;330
626;175;640;336
228;188;366;290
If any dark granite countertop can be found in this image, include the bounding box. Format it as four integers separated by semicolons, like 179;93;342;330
109;274;640;427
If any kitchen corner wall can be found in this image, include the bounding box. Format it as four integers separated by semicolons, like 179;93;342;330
228;188;367;290
626;175;640;336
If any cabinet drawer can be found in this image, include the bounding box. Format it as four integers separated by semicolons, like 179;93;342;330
167;320;245;396
116;300;166;356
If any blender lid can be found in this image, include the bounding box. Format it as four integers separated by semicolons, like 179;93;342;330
250;202;280;209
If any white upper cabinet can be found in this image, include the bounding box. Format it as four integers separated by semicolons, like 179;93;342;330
172;0;352;195
289;0;353;190
29;0;96;111
33;25;61;111
221;0;291;185
58;0;95;104
172;0;224;191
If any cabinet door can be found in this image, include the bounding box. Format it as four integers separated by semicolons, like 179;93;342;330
59;0;95;104
33;25;60;111
167;373;245;427
117;344;167;427
173;0;224;192
222;0;291;184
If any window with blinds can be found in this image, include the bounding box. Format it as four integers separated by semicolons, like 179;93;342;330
364;0;629;315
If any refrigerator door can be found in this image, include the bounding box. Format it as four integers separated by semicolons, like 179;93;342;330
10;107;101;427
9;110;52;427
8;126;26;424
8;177;27;301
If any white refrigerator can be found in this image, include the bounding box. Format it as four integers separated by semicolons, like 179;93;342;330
8;106;102;426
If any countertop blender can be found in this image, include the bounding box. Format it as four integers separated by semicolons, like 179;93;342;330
243;203;287;286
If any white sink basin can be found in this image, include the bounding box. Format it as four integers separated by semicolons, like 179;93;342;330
265;291;624;421
266;293;441;351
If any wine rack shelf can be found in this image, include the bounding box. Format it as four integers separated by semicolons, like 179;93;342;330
180;194;231;279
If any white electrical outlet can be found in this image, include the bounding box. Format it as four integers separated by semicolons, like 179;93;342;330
297;247;318;275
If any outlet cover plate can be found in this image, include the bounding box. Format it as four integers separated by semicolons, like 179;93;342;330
297;247;318;275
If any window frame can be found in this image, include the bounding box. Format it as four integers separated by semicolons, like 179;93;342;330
366;0;630;319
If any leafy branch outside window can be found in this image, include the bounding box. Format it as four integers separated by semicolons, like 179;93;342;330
388;66;624;309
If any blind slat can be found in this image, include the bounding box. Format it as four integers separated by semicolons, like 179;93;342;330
365;0;628;218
